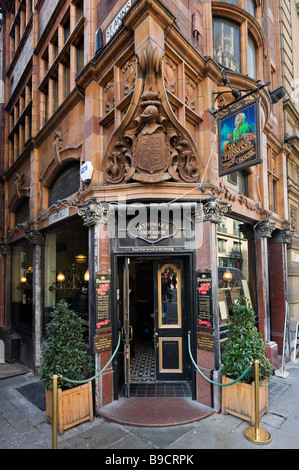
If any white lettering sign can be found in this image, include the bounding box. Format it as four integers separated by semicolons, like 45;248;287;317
106;0;132;44
49;207;70;225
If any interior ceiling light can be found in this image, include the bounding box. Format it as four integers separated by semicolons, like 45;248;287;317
75;254;87;264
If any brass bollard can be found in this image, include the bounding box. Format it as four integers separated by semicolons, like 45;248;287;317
244;360;272;445
52;375;58;449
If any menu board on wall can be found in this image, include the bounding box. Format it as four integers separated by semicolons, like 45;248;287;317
96;273;111;329
196;270;213;328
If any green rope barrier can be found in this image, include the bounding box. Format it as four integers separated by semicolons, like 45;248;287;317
61;332;121;385
188;333;252;386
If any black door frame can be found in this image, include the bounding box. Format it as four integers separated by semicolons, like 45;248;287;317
111;251;197;400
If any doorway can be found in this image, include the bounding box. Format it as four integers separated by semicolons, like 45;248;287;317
118;256;192;398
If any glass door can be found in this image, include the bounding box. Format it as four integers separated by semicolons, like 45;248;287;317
154;261;185;381
122;257;132;397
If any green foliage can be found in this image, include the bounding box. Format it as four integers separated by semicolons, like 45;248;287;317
40;300;93;390
221;296;274;384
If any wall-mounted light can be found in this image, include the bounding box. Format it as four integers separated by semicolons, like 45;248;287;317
84;269;90;282
20;276;27;284
270;86;286;104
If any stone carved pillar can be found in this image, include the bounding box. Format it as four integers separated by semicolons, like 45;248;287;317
78;199;114;408
0;244;12;330
268;227;295;360
194;197;231;408
254;220;275;343
25;229;44;373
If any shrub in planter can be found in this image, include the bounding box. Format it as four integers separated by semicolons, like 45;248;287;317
221;296;274;424
40;300;93;390
40;300;94;434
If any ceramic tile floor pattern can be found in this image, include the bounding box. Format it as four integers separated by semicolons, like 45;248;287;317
128;340;192;397
130;340;156;383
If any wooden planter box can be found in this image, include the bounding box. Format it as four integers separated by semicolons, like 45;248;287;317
222;376;268;425
46;381;93;435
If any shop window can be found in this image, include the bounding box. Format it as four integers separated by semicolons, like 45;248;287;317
217;217;251;343
48;162;80;207
213;18;240;73
11;243;33;332
217;216;248;280
44;219;89;336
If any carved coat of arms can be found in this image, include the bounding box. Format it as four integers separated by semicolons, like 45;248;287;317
103;51;201;185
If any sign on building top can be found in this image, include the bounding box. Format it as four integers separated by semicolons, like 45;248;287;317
105;0;132;44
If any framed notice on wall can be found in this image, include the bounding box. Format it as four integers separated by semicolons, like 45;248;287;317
96;273;111;329
196;270;213;328
218;98;262;176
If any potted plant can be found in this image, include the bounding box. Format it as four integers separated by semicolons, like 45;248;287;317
221;296;274;425
40;300;94;435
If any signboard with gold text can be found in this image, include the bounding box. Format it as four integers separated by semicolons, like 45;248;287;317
218;98;262;176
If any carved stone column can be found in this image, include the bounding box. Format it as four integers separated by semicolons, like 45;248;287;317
268;227;295;362
25;229;44;374
78;199;114;409
254;219;275;344
0;244;12;330
194;197;231;408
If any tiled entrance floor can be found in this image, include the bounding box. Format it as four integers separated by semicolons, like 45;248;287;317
123;382;192;398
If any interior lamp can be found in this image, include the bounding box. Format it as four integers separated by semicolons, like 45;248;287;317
84;269;90;282
20;276;27;284
223;268;233;283
57;272;65;283
75;254;87;264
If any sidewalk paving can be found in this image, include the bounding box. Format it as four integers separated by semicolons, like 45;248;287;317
0;361;298;451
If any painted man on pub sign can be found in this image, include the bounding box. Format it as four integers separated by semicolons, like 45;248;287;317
218;99;262;176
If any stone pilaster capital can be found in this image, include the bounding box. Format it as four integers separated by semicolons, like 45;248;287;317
254;219;276;238
281;227;295;244
0;244;11;255
202;197;231;223
25;229;44;245
78;198;110;226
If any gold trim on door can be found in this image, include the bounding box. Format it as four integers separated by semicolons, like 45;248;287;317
158;337;182;373
158;263;181;328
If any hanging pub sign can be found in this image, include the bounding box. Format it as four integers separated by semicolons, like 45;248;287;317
96;273;111;329
196;270;213;328
218;98;262;176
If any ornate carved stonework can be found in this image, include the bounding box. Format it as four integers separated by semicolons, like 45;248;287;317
185;76;196;110
78;198;109;226
163;56;177;95
104;89;201;184
122;57;137;97
255;219;276;238
25;229;44;245
203;197;231;223
104;80;114;114
281;227;295;244
0;244;11;256
103;35;201;185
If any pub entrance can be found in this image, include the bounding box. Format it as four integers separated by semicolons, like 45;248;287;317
117;255;193;398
